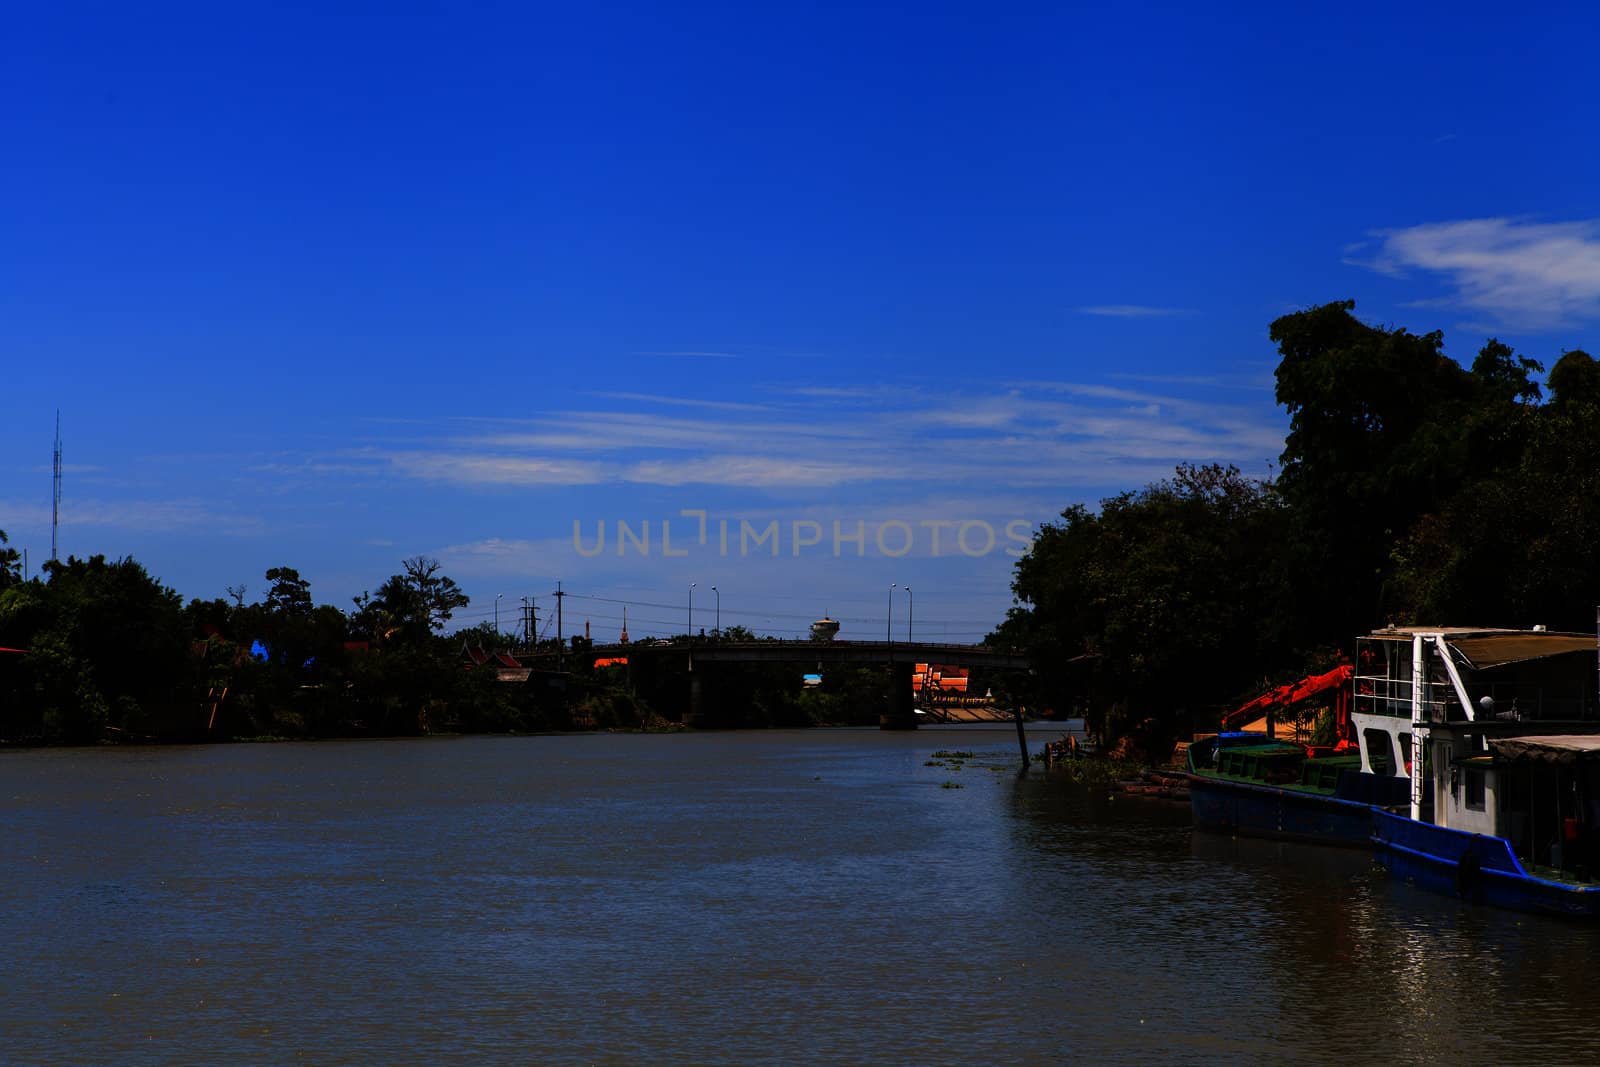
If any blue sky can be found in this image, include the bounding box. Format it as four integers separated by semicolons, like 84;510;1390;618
5;2;1600;641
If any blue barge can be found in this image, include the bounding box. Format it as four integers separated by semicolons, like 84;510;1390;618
1186;732;1402;847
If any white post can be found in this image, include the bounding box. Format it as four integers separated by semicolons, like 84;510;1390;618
1411;634;1429;822
1434;635;1475;720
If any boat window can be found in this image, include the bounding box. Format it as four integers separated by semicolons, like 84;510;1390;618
1466;767;1486;811
1364;729;1393;775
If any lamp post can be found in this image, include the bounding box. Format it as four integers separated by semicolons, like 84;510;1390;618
712;585;720;635
689;582;696;637
495;593;504;639
887;583;896;645
906;586;913;644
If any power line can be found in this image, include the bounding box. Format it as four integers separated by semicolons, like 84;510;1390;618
560;590;1000;627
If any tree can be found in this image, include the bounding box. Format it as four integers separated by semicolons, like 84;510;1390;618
0;529;20;590
1393;346;1600;631
244;566;323;668
1471;338;1543;405
263;567;312;616
372;557;469;643
1548;349;1600;407
0;555;193;742
1270;300;1477;642
1000;464;1289;742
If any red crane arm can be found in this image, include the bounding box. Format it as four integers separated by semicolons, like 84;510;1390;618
1222;664;1353;734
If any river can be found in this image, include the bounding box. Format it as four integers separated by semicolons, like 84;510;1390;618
4;727;1600;1065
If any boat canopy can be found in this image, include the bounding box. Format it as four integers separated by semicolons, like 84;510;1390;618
1488;734;1600;765
1448;633;1595;670
1365;628;1594;670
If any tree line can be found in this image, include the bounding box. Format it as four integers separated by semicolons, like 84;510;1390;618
0;547;903;743
993;300;1600;744
0;553;542;743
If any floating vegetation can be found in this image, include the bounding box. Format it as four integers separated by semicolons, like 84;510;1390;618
1044;756;1150;792
931;749;976;760
940;781;964;789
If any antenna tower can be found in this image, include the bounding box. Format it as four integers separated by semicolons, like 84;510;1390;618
51;411;62;561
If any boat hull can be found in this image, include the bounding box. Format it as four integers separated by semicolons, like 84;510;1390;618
1372;809;1600;918
1186;773;1374;847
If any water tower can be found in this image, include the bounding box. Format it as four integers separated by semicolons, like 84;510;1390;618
810;616;840;642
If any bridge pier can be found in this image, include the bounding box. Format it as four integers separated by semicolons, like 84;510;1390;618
880;661;917;730
684;667;705;728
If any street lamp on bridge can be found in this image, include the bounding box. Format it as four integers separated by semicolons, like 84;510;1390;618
905;586;913;644
689;582;696;637
887;582;896;646
711;585;719;635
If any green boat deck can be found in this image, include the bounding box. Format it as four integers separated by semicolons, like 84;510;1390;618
1203;742;1363;794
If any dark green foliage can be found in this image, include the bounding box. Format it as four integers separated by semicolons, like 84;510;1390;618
1390;346;1600;631
370;556;470;642
0;530;20;591
1548;349;1600;406
999;464;1287;742
0;536;900;743
0;554;192;742
1001;301;1600;747
263;566;313;616
1271;301;1478;640
0;550;527;745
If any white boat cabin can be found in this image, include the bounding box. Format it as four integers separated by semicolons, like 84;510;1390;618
1351;627;1599;863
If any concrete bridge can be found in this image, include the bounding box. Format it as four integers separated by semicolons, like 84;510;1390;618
565;639;1033;729
641;639;1031;670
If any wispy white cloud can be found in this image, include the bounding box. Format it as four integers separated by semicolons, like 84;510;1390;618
26;464;103;475
767;384;910;403
1360;217;1600;329
633;350;742;359
436;536;574;577
623;455;899;488
386;453;609;486
1075;304;1195;318
0;498;263;534
1108;371;1274;391
589;391;773;413
362;376;1286;496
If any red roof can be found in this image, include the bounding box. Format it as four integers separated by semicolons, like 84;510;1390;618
460;643;522;669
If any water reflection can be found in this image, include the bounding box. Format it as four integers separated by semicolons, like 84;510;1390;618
1015;776;1600;1063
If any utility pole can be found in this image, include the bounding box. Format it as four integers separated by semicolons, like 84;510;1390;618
554;582;566;670
51;410;61;562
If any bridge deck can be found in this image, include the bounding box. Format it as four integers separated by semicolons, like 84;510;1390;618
559;640;1031;669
